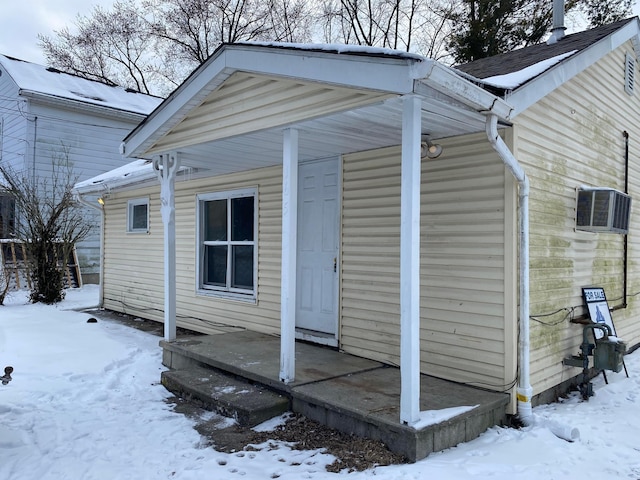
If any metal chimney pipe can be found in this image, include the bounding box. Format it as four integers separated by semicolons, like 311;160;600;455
547;0;566;44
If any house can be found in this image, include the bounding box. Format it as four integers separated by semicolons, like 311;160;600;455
74;14;640;456
0;54;162;283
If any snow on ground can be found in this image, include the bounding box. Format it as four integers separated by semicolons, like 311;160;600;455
2;286;640;479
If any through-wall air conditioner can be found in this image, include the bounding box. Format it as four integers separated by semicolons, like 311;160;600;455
576;188;631;234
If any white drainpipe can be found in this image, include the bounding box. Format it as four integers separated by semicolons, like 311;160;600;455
485;114;578;442
74;194;105;307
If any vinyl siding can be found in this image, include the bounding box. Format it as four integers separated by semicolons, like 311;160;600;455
148;72;392;155
27;101;145;276
0;71;28;173
515;40;640;396
102;165;283;335
340;133;513;389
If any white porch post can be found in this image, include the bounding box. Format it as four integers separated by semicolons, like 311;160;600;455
153;152;181;342
280;128;299;383
400;95;422;425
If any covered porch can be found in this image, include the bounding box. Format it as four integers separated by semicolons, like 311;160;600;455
160;329;509;462
105;41;527;459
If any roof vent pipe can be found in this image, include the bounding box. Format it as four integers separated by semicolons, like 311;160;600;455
547;0;566;45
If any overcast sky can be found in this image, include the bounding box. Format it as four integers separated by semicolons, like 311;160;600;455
0;0;116;64
2;1;640;65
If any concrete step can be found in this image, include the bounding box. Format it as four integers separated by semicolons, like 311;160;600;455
161;365;290;427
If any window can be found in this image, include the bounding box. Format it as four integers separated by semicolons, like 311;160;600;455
0;194;15;238
127;198;149;233
197;188;257;299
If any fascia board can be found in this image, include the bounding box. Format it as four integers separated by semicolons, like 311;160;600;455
223;45;416;93
508;21;640;117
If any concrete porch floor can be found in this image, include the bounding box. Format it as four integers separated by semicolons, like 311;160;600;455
160;330;510;462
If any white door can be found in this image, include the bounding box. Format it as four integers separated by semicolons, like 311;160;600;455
296;157;339;335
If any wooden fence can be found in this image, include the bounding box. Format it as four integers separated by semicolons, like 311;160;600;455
0;239;82;290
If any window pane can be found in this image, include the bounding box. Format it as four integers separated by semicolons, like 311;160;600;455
131;203;148;230
231;245;253;289
231;196;254;241
203;245;227;287
204;200;227;241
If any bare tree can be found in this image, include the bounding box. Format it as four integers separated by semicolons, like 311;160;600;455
0;155;92;304
317;0;457;61
39;0;164;94
41;0;314;97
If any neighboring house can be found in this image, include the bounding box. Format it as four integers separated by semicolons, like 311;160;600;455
74;16;640;430
0;54;162;283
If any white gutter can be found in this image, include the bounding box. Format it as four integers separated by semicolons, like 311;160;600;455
74;194;105;307
485;114;578;442
412;61;513;121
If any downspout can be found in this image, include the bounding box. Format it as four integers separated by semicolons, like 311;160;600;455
75;194;104;307
31;116;38;181
485;114;579;442
622;131;629;309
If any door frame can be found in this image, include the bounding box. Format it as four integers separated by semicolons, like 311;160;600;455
295;155;342;347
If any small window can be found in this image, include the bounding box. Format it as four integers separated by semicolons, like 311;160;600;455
127;198;149;233
625;52;636;96
197;188;257;300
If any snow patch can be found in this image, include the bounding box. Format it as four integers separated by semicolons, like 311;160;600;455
481;50;577;89
412;405;478;430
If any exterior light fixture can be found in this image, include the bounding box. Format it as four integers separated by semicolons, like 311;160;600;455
421;137;443;159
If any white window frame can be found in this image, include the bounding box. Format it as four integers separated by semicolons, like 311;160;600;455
196;188;258;302
127;197;149;233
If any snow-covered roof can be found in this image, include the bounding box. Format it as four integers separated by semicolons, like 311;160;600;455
0;54;163;115
73;159;156;194
236;41;425;61
481;51;577;90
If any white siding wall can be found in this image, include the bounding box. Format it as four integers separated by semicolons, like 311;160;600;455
340;133;515;390
0;70;28;173
102;165;283;335
515;41;640;396
28;101;145;277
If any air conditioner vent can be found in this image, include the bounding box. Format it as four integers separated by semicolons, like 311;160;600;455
576;188;631;234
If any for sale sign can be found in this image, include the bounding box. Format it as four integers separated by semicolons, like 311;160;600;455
582;287;616;339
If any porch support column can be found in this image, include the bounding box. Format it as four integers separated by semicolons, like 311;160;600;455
153;152;181;342
400;95;422;425
280;128;299;383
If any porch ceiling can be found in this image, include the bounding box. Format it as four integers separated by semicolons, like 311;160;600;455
153;92;491;177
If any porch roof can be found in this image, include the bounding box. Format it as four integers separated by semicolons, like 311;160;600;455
119;43;513;178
